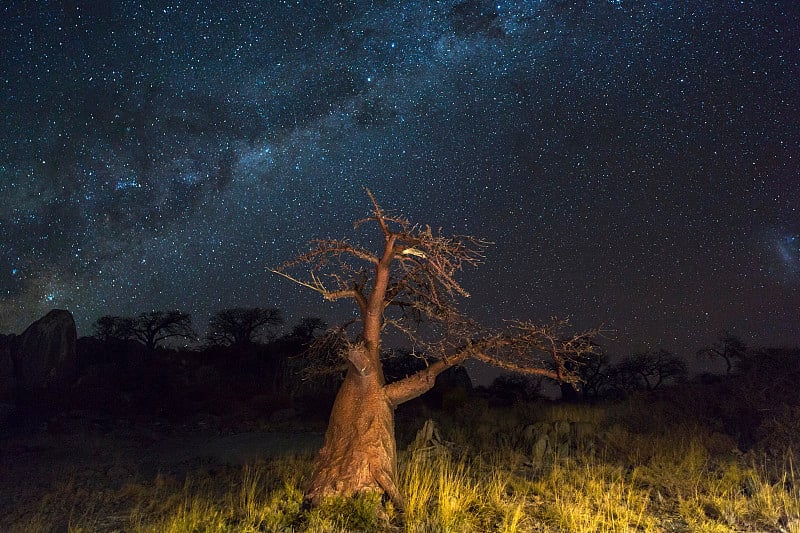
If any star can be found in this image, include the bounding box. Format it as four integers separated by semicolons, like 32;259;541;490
0;0;797;362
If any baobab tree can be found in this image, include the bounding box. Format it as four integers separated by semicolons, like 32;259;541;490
92;311;195;351
205;307;284;347
273;189;599;508
127;311;195;352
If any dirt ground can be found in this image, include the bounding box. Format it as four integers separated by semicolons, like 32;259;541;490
0;412;324;530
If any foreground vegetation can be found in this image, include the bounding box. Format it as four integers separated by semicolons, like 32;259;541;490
9;394;799;533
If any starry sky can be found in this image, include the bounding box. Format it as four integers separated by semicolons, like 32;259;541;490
1;0;798;363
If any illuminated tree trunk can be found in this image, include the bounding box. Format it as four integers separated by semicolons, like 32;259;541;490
276;191;600;508
304;343;460;507
304;345;403;507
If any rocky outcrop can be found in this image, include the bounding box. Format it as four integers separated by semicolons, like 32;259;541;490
406;419;455;458
437;365;473;391
12;309;78;395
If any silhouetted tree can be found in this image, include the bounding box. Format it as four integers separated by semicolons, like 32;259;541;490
558;341;609;401
289;316;328;343
92;315;129;343
273;189;600;507
697;331;749;374
570;351;614;400
127;311;195;352
488;373;543;404
206;307;284;347
617;349;687;392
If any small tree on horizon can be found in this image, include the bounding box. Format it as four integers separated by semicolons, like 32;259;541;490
697;330;749;374
616;348;688;392
92;315;129;343
92;311;195;351
205;307;284;347
571;351;614;400
273;189;600;508
288;316;328;343
127;310;195;352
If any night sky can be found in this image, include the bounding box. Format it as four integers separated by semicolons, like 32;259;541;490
1;0;798;364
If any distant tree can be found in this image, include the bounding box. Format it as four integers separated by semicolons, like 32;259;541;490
613;362;646;395
488;373;543;404
92;315;129;343
558;341;611;401
273;188;600;508
572;351;615;400
127;310;195;351
617;349;688;392
697;331;749;374
289;316;327;343
206;307;284;347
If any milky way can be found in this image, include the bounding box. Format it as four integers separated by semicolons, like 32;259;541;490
1;0;798;363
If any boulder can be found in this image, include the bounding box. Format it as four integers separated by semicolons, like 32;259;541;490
437;365;473;391
12;309;78;394
422;365;473;409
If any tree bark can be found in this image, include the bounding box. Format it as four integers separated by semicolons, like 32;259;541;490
304;346;403;508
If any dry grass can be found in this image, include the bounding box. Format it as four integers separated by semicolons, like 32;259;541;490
6;401;800;532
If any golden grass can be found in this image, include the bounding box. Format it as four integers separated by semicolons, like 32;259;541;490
529;458;654;532
7;402;800;532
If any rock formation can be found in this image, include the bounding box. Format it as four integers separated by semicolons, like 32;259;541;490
12;309;78;395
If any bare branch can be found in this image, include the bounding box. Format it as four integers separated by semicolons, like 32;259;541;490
270;268;368;313
274;189;601;400
278;239;379;269
385;350;471;405
361;186;394;238
386;320;602;406
270;268;328;295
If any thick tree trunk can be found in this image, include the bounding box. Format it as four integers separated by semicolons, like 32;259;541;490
304;356;403;508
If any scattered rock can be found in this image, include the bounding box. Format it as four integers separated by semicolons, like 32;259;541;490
106;465;132;481
407;419;454;457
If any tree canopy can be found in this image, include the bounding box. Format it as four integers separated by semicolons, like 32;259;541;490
206;307;284;347
92;310;195;351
